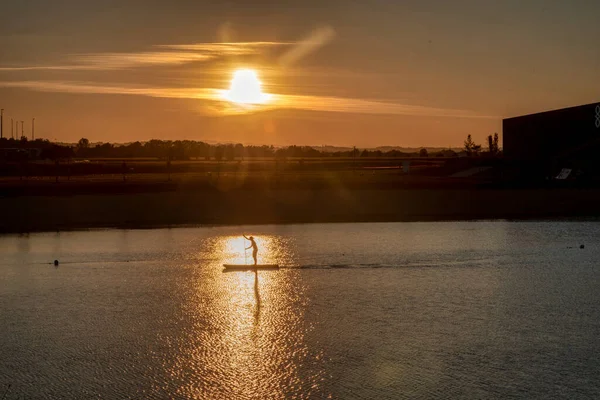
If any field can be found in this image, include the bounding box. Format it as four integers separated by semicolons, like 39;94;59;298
1;156;597;233
0;156;498;196
0;156;449;179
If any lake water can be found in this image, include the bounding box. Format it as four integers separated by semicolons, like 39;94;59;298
1;222;600;399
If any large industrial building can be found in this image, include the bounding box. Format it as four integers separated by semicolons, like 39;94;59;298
503;102;600;162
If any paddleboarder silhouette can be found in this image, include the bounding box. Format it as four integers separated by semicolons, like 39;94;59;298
244;235;258;265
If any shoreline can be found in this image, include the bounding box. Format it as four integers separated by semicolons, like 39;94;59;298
3;215;600;235
2;186;600;234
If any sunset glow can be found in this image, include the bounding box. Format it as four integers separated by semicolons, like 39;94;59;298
1;2;598;146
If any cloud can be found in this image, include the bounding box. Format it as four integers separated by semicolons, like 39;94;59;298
272;93;497;119
0;65;96;72
278;26;336;67
160;41;289;54
73;51;215;69
0;80;217;100
0;80;497;119
0;41;289;72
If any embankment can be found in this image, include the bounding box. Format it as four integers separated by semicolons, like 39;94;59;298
1;185;599;233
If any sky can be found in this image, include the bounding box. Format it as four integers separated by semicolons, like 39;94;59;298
1;0;599;147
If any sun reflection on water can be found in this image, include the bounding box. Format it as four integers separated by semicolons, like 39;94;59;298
165;234;325;399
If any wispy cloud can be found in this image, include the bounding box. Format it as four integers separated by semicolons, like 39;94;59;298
161;41;289;54
0;65;96;71
0;80;497;119
273;93;497;119
74;51;214;69
0;80;217;99
279;26;336;67
0;41;289;72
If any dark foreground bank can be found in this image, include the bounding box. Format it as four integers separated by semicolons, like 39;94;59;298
1;185;599;233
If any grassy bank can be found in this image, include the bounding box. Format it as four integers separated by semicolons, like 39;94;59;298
1;186;599;233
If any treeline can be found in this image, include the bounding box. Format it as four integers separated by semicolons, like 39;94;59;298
74;138;452;160
0;137;74;160
1;135;502;161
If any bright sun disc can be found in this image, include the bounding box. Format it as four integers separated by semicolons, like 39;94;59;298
224;69;270;105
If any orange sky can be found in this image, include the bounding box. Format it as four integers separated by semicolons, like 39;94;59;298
1;1;599;147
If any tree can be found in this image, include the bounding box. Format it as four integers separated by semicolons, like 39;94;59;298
234;143;244;159
128;141;143;158
493;132;499;154
419;148;428;157
487;132;500;155
464;134;481;156
224;144;235;161
77;138;90;149
214;145;224;162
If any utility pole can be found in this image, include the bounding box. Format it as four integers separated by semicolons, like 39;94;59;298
21;121;24;139
32;118;35;140
11;118;14;139
1;109;3;139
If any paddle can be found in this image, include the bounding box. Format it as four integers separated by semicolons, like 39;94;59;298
242;234;249;265
244;235;248;265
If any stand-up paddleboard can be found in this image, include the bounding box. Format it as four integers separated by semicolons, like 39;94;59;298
223;264;279;270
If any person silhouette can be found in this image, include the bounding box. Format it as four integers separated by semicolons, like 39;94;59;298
244;235;258;265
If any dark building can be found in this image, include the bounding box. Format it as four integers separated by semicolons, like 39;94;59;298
503;102;600;161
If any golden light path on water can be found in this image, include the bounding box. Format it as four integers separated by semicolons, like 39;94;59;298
163;235;327;399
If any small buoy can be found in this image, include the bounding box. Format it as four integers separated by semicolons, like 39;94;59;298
54;260;59;266
580;244;585;249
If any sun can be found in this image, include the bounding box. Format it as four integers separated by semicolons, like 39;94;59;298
224;69;271;105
